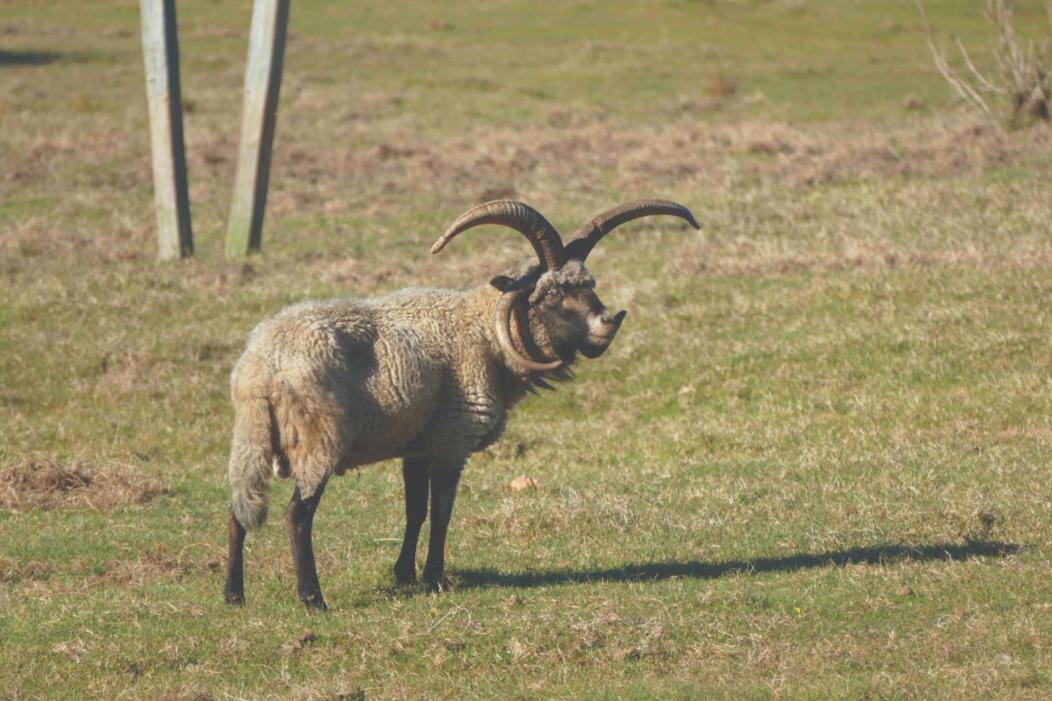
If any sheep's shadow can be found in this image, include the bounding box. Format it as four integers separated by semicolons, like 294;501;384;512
454;540;1021;590
0;50;62;67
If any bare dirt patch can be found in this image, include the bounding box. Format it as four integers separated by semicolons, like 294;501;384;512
0;456;171;511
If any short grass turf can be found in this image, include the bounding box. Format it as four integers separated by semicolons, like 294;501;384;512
1;0;1051;698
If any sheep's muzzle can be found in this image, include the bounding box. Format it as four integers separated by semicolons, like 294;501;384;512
580;309;627;358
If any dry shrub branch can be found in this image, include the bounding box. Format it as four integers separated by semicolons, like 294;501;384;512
920;0;1052;129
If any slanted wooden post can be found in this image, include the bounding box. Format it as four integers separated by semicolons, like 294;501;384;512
226;0;290;257
139;0;194;259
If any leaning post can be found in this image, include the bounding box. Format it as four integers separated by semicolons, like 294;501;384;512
139;0;194;259
226;0;290;257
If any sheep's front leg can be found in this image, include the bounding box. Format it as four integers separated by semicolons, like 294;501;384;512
285;479;328;610
224;510;247;605
394;458;429;585
423;466;462;592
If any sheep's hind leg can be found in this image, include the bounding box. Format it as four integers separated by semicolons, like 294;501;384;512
422;465;463;592
224;510;247;605
394;458;429;585
285;478;329;610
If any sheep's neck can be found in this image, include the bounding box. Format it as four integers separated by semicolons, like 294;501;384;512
520;305;556;362
466;285;556;378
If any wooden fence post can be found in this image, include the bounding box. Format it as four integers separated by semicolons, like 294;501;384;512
139;0;193;260
226;0;290;257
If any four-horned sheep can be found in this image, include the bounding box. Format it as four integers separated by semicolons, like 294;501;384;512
224;198;699;609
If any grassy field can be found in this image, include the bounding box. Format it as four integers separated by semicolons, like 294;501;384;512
2;0;1051;698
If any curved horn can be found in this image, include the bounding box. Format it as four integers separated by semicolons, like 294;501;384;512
495;289;562;374
431;200;565;270
564;199;700;261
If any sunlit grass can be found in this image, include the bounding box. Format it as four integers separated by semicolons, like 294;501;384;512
1;1;1051;699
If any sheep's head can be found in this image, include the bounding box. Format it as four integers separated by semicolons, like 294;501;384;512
431;199;699;376
517;260;624;362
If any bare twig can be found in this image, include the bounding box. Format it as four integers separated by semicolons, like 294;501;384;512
918;0;1052;129
955;36;1006;94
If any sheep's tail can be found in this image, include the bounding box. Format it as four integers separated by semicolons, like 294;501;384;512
228;397;278;530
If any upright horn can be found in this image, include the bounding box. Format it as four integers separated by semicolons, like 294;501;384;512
564;199;699;261
431;200;566;270
495;289;562;374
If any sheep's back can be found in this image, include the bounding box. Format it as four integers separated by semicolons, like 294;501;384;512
235;295;453;471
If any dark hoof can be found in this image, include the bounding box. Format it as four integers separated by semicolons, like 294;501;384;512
224;592;245;606
394;562;417;586
424;575;453;594
300;592;328;611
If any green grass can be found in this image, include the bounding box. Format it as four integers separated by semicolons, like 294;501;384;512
2;0;1052;698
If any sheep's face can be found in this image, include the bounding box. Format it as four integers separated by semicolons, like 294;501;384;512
528;261;627;361
441;199;697;375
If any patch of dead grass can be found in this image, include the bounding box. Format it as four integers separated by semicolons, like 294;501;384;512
4;544;223;591
668;237;1052;278
778;119;1044;186
98;542;222;585
0;456;171;512
267;114;1051;206
0;555;51;583
4;111;1050;271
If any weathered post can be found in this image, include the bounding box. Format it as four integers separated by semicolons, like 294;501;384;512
139;0;194;260
226;0;290;257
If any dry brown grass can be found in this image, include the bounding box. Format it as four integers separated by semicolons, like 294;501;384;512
98;542;222;585
669;232;1052;279
0;456;171;511
292;113;1048;198
5;109;1047;273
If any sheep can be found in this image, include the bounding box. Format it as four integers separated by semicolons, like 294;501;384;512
223;199;699;609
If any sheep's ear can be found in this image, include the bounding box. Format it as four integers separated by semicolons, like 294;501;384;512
489;275;517;292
